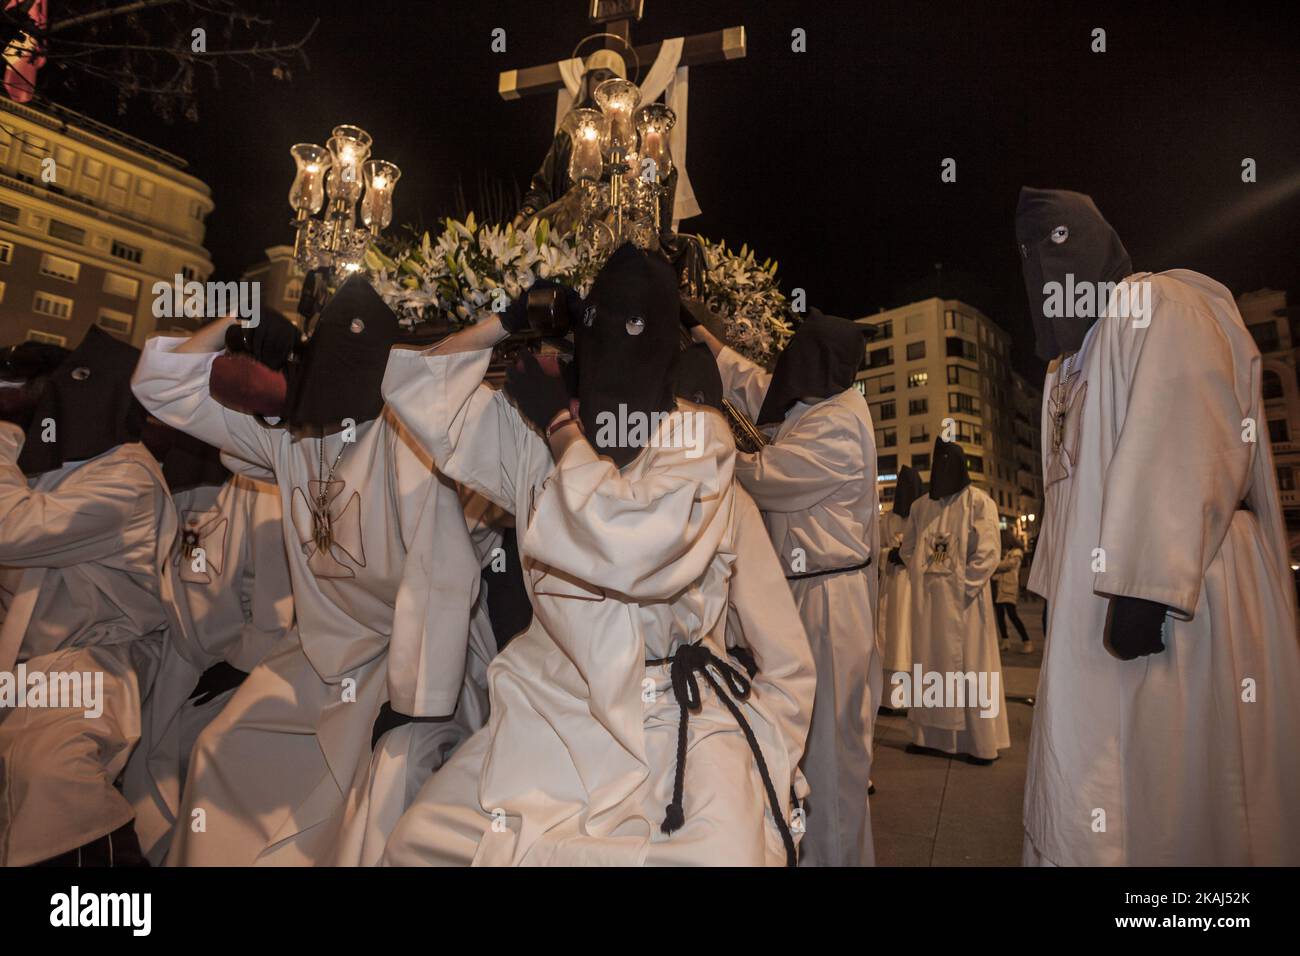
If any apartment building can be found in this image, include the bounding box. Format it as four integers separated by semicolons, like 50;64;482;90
0;98;214;349
1237;288;1300;562
855;296;1044;540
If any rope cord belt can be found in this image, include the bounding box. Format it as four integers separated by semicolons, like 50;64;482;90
645;641;798;867
784;556;872;581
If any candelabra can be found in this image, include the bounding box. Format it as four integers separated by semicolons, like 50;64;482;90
288;125;401;275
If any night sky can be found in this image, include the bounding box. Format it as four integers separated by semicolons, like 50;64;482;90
43;0;1300;381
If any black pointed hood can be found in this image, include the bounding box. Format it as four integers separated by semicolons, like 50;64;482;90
674;341;724;411
929;437;970;500
1016;187;1133;361
284;274;399;427
18;326;145;475
575;243;680;468
757;308;865;425
160;428;230;492
893;464;923;518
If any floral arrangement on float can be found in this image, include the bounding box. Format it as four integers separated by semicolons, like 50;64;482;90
364;215;796;364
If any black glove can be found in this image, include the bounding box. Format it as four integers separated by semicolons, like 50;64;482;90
371;702;413;749
224;309;299;371
505;350;573;433
501;279;582;336
887;547;905;568
1104;597;1169;660
680;297;713;330
188;661;249;706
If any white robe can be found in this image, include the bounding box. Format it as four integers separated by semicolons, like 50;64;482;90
131;337;481;866
0;429;179;866
878;510;914;675
331;491;502;867
715;347;880;867
379;346;815;866
900;484;1010;760
1024;270;1300;866
122;473;295;864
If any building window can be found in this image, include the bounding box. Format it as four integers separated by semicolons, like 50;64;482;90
1268;418;1289;443
52;145;76;187
949;392;982;415
908;370;928;389
866;346;893;369
110;240;143;264
39;253;80;283
47;220;87;245
97;308;134;336
1249;322;1280;353
908;398;928;416
1279;466;1296;492
0;202;19;225
863;373;894;396
27;329;67;347
107;168;130;209
872;400;896;422
873;319;892;339
911;422;930;444
912;452;931;470
947;364;980;389
0;240;13;264
1262;370;1284;400
103;273;140;300
954;420;983;446
966;454;984;474
946;336;977;361
878;427;897;448
906;340;926;361
33;291;74;320
80;157;104;198
878;454;898;475
18;133;47;178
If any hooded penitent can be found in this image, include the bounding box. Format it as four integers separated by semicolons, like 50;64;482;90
285;275;401;427
1016;186;1133;361
159;427;230;492
756;308;866;425
893;464;923;518
928;436;971;500
0;341;69;431
18;326;145;475
575;243;680;468
674;340;724;412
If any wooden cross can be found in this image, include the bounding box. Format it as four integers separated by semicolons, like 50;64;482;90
498;0;746;101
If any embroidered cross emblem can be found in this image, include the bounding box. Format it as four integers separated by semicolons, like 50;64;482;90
176;513;228;585
290;479;366;579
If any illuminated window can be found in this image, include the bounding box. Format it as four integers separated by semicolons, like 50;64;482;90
33;291;74;320
39;253;80;283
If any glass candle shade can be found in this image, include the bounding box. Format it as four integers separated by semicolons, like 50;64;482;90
288;143;331;214
360;160;401;231
634;104;676;182
593;78;641;159
566;109;610;184
326;125;372;204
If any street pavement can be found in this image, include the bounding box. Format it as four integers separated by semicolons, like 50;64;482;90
869;593;1045;866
